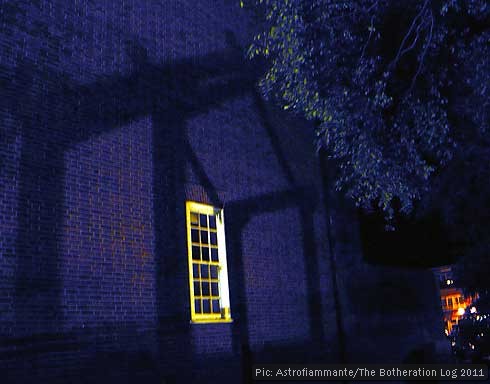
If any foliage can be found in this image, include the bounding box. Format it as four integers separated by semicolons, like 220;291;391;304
243;0;489;223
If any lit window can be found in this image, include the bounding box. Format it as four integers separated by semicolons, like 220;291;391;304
186;201;232;323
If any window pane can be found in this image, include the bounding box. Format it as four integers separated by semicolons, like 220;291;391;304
201;230;209;244
191;229;199;243
194;281;201;296
192;246;200;260
210;265;218;279
211;282;219;296
202;299;211;313
202;247;210;261
212;300;220;313
211;248;218;262
210;232;217;245
202;282;210;296
192;263;199;278
200;214;208;228
209;215;217;229
195;299;201;313
190;212;199;225
200;264;209;279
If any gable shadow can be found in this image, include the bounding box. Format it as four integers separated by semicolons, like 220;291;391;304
2;29;333;382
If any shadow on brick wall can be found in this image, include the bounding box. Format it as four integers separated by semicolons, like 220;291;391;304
1;35;247;381
1;26;333;382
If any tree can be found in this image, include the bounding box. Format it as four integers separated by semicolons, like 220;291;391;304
243;0;489;225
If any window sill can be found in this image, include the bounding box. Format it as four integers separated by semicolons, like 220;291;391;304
190;318;233;324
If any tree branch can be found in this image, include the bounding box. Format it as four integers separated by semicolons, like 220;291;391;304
390;0;429;69
409;10;433;92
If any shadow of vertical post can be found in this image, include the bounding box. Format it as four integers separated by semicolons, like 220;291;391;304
319;153;347;368
299;200;326;346
152;105;193;383
14;61;64;334
15;146;64;331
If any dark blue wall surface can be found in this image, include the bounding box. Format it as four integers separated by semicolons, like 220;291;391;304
0;1;338;382
0;1;453;383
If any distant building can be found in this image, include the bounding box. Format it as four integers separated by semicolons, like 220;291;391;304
433;265;478;334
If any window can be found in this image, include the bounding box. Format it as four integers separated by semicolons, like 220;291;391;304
447;298;453;308
186;201;232;323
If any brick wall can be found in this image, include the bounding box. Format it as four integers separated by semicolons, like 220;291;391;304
0;1;336;383
0;1;450;383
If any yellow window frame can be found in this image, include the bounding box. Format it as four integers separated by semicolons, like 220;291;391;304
186;201;232;323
